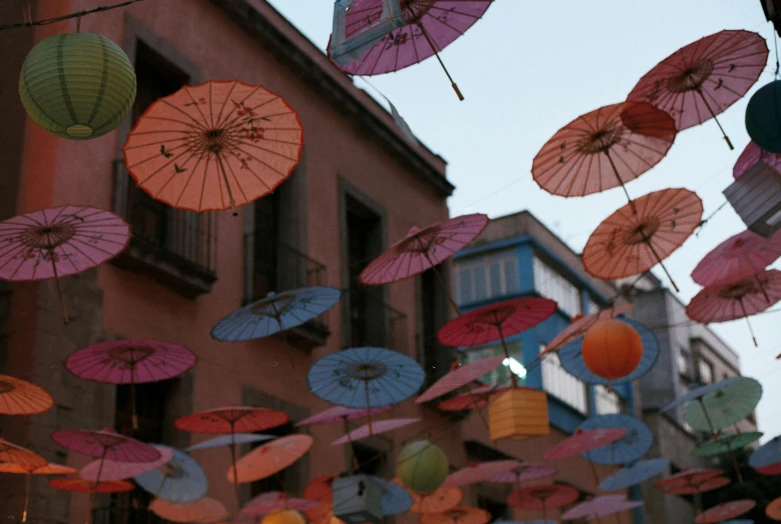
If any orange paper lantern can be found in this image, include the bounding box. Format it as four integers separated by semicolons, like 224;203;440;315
581;320;643;380
487;388;550;441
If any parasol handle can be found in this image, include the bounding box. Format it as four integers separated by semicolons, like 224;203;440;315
130;368;138;432
695;87;734;150
418;22;464;102
738;298;759;347
364;382;374;436
23;473;31;523
229;426;242;507
50;254;69;323
605;151;637;215
424;252;462;316
497;324;518;388
464;384;491;432
641;236;679;292
451;83;464;102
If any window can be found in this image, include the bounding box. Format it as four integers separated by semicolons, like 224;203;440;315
594;385;622;415
116;41;216;283
698;359;714;384
677;348;691;377
460;341;526;387
350;442;389;477
540;345;587;413
533;257;580;318
420;268;450;385
454;251;519;305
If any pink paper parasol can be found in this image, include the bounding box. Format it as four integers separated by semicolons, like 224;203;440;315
686;269;781;346
51;427;161;523
695;499;756;523
662;476;731;496
0;205;130;322
359;214;488;312
544;428;628;460
242;491;323;516
79;444;174;481
66;339;197;430
734;141;781;179
562;495;642;520
295;406;391;427
176;406;289;505
654;468;724;489
416;357;505;404
442;460;519;488
331;418;421;446
437;385;510;411
691;229;781;287
330;1;493;99
487;462;557;484
627;29;768;149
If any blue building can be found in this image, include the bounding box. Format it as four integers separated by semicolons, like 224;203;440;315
452;210;638;433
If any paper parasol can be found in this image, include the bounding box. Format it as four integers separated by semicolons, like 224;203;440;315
134;445;208;504
0;374;54;415
227;434;313;484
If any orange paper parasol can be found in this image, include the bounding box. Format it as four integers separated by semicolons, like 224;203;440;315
582;188;703;292
0;439;47;470
532;101;676;203
391;478;463;514
1;462;75;522
227;434;313;484
0;374;54;415
149;497;229;523
767;495;781;520
420;507;491;524
302;476;345;524
123;80;303;213
695;499;756;523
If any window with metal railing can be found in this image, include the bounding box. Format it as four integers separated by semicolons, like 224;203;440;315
251;242;326;300
454;251;519;305
533;256;581;318
594;385;622;415
459;341;526;388
539;344;588;413
343;287;408;353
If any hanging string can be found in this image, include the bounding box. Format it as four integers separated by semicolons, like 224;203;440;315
695;200;729;237
0;0;149;31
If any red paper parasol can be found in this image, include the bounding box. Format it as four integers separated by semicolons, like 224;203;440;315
0;374;54;415
228;434;313;484
627;29;768;149
442;460;519;488
543;428;628;460
437;385;509;411
540;304;633;356
359;214;488;312
662;476;731;496
66;339;196;430
0;205;130;322
686;269;781;346
330;0;493;99
532;101;676;203
51;428;161;523
149;497;229;523
242;491;322;516
296;406;391;427
582;188;703;292
419;507;491;524
695;500;756;523
416;357;505;404
176;406;289;504
123;80;303;213
390;478;463;514
48;477;133;493
654;468;723;489
331;417;420;446
691;229;781;287
303;476;344;524
507;484;580;521
487;462;557;484
734;141;781;179
437;298;557;387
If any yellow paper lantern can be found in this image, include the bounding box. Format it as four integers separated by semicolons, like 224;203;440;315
262;510;307;524
488;387;550;440
19;33;136;140
397;440;449;494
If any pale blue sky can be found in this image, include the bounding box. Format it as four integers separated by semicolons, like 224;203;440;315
268;0;781;440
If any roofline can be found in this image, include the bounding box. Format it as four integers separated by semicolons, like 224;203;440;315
211;0;454;198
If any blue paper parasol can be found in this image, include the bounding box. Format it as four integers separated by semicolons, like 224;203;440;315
375;477;414;516
308;347;425;409
578;415;653;465
558;319;660;385
134;445;208;503
660;377;742;413
185;433;275;452
599;457;670;490
749;435;781;470
211;287;341;342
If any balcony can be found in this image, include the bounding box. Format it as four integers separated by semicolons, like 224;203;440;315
342;287;407;353
111;160;218;298
250;242;330;350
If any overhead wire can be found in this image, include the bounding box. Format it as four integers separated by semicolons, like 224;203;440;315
0;0;149;31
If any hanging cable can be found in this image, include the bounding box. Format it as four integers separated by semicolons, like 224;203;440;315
0;0;149;31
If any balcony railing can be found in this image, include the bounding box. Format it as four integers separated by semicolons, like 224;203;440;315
343;287;408;353
251;242;327;300
112;160;217;297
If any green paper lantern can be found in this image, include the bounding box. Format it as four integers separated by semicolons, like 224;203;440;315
19;33;136;140
396;440;448;494
745;79;781;154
